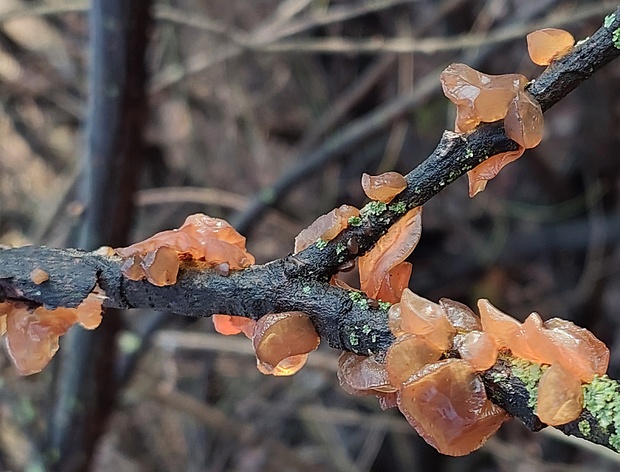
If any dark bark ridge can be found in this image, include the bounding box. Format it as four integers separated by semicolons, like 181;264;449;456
1;6;620;455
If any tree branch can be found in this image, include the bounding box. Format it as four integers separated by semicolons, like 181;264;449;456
1;4;620;458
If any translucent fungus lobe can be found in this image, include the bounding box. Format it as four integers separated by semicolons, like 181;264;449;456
478;299;521;349
253;312;320;376
385;334;442;387
376;261;412;304
337;351;395;395
30;268;49;284
527;28;575;66
440;298;482;333
467;149;524;197
361;172;407;203
392;289;455;351
358;207;422;300
504;90;544;149
456;331;498;372
212;314;256;338
397;359;507;456
294;205;360;253
536;364;583;426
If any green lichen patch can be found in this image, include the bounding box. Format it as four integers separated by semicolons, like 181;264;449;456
302;286;311;295
348;215;362;226
336;242;346;254
465;147;474;159
578;420;591;436
613;28;620;49
348;291;369;310
349;331;360;346
605;13;615;28
509;357;547;409
360;201;387;218
378;301;392;310
315;238;328;250
362;325;372;335
388;201;407;214
582;375;620;434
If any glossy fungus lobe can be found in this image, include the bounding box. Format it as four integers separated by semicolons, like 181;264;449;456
456;331;498;371
478;299;521;349
253;312;320;376
361;172;407;203
385;334;442;387
141;246;180;286
294;205;360;253
30;268;49;284
467;149;524;197
358;207;422;300
504;90;544;149
337;351;395;395
440;298;482;333
527;28;575;66
397;359;506;456
212;314;256;338
376;261;412;304
536;364;583;426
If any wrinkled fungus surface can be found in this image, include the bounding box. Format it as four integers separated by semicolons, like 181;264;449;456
536;364;583;425
212;314;255;338
440;298;482;333
527;28;575;66
361;172;407;203
359;207;422;300
117;213;254;286
253;312;320;376
294;205;360;253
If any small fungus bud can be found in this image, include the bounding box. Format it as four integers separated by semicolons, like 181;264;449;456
456;331;498;371
346;237;359;255
338;260;356;273
253;312;320;376
359;207;422;300
294;205;360;253
361;172;407;203
30;268;49;284
212;314;255;338
536;364;583;426
527;28;575;66
215;262;230;277
385;334;442;387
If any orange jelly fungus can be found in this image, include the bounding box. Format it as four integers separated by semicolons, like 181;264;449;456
478;299;521;349
504;90;544;149
212;314;255;338
527;28;575;66
361;172;407;203
359;207;422;300
466;149;524;197
439;298;482;333
3;291;105;375
397;359;508;456
30;268;49;284
253;312;320;376
337;351;396;395
117;213;255;286
456;331;498;372
376;261;412;304
294;204;360;253
385;334;442;387
536;364;583;426
390;288;455;351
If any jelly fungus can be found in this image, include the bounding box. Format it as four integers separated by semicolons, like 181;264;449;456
385;334;442;387
467;149;523;197
117;213;254;286
376;261;412;304
504;91;544;149
212;314;256;338
478;299;522;349
253;312;320;376
294;205;359;253
391;289;455;351
30;268;49;284
337;351;396;395
398;359;507;456
361;172;407;203
358;207;422;300
456;331;498;372
3;289;105;375
536;364;583;426
439;298;482;333
527;28;575;66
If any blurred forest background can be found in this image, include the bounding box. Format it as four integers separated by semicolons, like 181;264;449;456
1;0;620;471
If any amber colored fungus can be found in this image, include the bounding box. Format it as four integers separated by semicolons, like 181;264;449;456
440;298;482;333
294;205;360;253
361;172;407;203
337;351;396;395
398;359;507;456
358;207;422;300
456;331;498;372
467;149;524;197
253;312;320;376
117;213;255;285
527;28;575;66
30;267;49;284
536;364;583;426
504;90;544;149
478;299;521;349
212;314;256;338
385;334;442;387
376;261;412;304
392;288;455;351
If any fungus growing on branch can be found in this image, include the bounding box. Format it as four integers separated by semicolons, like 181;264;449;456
361;172;407;203
294;205;360;253
385;334;442;387
536;363;583;426
116;213;255;286
456;331;499;372
212;314;255;337
337;351;396;396
527;28;575;66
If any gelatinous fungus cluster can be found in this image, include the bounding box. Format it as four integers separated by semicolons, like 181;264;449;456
294;205;360;253
212;312;320;376
0;285;106;375
440;29;575;197
116;213;255;286
338;290;610;455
